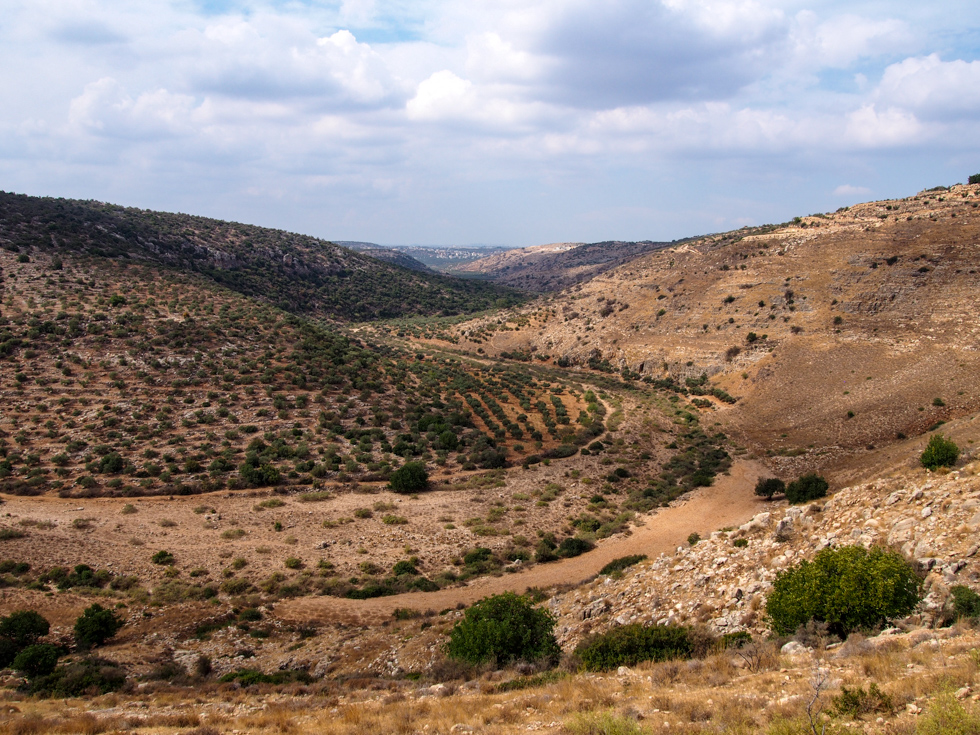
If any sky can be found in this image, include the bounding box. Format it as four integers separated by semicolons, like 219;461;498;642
1;1;979;246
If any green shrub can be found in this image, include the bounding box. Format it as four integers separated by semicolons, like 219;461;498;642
0;610;50;650
969;173;980;185
920;434;959;470
832;682;893;717
598;555;647;576
392;560;419;576
27;657;127;697
446;592;559;665
784;473;828;504
575;624;695;672
151;550;175;565
389;461;429;494
950;585;980;619
915;688;980;735
74;604;124;650
765;545;921;637
12;643;60;678
754;477;785;500
557;537;594;558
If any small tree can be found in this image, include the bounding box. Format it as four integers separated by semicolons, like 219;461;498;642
785;473;828;504
447;592;559;665
766;545;921;637
0;610;50;649
969;173;980;185
12;643;60;678
74;604;124;650
388;461;429;494
920;434;959;470
754;477;785;500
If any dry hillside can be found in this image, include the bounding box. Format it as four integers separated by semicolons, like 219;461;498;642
452;184;980;480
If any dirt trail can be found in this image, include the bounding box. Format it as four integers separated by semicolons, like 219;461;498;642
278;460;766;626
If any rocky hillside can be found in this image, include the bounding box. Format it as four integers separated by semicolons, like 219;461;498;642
456;240;674;292
549;453;980;650
0;192;523;320
452;184;980;477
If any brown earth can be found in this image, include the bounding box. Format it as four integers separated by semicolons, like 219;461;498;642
276;459;764;626
451;184;980;479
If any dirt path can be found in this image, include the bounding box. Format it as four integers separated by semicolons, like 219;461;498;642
278;460;766;626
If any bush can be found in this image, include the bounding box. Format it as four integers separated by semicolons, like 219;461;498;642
950;585;980;619
27;657;127;697
969;173;980;185
12;643;60;678
446;592;559;665
832;683;893;717
575;624;695;672
74;604;124;650
765;545;922;637
0;610;50;649
920;434;959;470
151;550;175;565
389;461;429;494
598;555;647;576
556;537;594;558
784;473;828;504
754;477;785;500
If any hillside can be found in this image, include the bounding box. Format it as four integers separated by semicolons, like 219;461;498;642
456;240;676;292
0;192;523;320
1;184;980;735
450;184;980;480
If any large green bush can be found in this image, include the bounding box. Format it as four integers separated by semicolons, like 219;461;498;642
446;592;559;665
74;604;124;650
920;434;959;470
765;545;921;637
784;473;828;504
388;461;429;494
754;477;785;500
575;624;695;672
27;657;127;697
12;643;60;678
0;610;51;667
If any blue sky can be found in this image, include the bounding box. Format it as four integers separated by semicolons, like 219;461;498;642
1;0;979;246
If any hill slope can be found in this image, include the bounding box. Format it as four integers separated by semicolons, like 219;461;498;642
457;240;674;292
449;184;980;479
0;192;523;320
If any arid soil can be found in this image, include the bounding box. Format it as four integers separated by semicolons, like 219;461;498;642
277;460;765;625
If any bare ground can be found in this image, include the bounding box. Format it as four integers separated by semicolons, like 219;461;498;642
277;459;766;626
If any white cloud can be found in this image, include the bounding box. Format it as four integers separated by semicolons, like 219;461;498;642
791;11;911;69
845;104;925;148
68;77;198;139
833;184;871;196
876;54;980;118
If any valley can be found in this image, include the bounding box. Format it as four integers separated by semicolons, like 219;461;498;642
0;184;978;734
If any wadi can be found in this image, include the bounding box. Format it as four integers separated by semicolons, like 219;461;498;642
0;182;979;735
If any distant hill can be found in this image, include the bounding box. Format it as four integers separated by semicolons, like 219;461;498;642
457;240;674;292
332;243;433;273
0;193;524;320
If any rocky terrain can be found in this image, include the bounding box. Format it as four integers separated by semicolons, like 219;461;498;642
1;183;979;734
452;184;980;479
455;240;674;292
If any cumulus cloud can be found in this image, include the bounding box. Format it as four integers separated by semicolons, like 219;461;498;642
791;11;911;69
529;0;790;107
68;77;198;139
875;54;980;118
